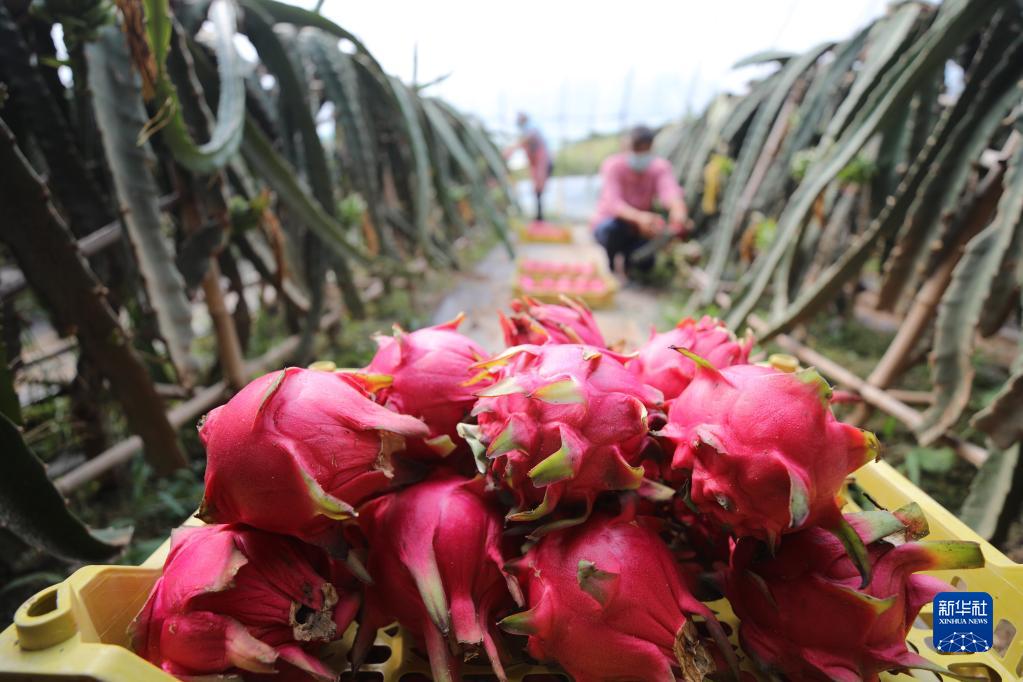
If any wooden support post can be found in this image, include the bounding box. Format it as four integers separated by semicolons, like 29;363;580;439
53;310;341;493
849;153;1009;425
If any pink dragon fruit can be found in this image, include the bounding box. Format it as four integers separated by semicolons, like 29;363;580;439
358;314;488;459
498;295;606;347
131;524;359;680
352;472;519;682
459;344;663;533
661;351;879;580
198;367;429;553
628;316;753;403
500;510;737;682
726;504;984;681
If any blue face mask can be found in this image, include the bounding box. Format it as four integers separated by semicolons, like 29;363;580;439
628;152;654;172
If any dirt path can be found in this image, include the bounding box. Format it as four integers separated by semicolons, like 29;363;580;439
431;223;671;354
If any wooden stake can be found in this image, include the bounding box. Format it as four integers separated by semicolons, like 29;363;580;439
54;310;341;493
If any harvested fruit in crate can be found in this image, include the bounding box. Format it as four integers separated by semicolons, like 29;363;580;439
360;314;488;459
515;259;614;306
726;503;982;681
662;355;882;563
499;296;605;346
518;220;572;243
130;524;361;679
458;342;662;528
518;259;597;277
500;511;738;681
518;273;609;296
196;366;429;552
6;303;1012;682
352;472;515;680
628;316;753;404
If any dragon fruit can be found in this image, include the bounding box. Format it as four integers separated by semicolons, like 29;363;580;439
198;367;429;553
661;351;879;580
352;472;519;682
359;314;488;459
500;510;737;682
628;316;753;403
459;344;663;533
131;524;359;680
726;504;984;681
499;295;606;347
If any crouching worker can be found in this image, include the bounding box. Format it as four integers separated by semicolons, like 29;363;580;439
592;125;689;280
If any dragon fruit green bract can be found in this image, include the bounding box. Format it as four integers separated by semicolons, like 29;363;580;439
500;511;735;682
360;314;488;459
499;295;606;347
198;367;429;552
661;353;879;577
725;505;984;681
352;472;519;682
130;525;359;680
460;343;662;531
628;316;753;403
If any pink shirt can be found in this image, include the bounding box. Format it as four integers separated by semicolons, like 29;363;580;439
591;153;682;227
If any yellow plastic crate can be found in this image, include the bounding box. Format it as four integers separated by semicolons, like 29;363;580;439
517;224;573;244
511;218;574;244
1;460;1020;681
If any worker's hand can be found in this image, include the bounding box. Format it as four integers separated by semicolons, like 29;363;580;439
670;217;695;239
636;211;664;238
668;204;689;231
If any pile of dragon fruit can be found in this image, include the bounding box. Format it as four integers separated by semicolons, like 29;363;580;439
517;261;609;297
130;295;984;682
519;259;598;276
517;274;609;297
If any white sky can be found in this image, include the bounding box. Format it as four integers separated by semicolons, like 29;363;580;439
309;0;891;147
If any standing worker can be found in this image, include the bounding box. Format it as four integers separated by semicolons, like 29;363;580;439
591;125;689;280
505;112;552;222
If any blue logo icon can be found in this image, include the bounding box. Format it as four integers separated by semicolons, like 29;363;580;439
933;591;993;653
